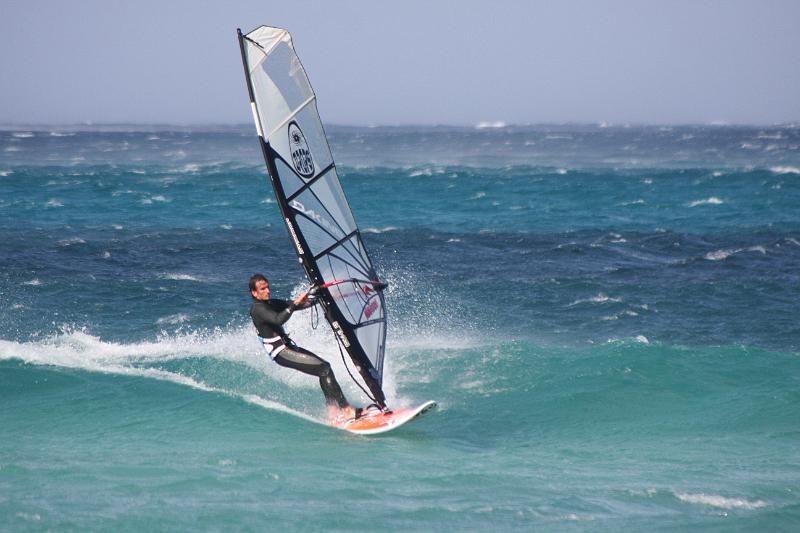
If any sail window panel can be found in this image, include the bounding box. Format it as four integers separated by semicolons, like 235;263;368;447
274;158;307;199
289;186;348;246
253;41;313;130
308;170;358;236
295;213;339;260
325;234;372;276
356;321;385;375
320;255;373;326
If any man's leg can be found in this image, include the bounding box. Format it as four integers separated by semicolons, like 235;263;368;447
273;346;352;411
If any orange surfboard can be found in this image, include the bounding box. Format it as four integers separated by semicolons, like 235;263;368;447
333;400;437;435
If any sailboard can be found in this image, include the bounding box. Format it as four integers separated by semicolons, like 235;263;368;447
237;26;411;416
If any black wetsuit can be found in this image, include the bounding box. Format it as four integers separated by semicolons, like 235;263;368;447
250;297;350;409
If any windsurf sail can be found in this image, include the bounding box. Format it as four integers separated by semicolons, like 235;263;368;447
237;26;388;408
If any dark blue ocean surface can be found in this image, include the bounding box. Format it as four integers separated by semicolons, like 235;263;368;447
1;125;799;531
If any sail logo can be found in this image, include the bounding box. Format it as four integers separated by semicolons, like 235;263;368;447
331;321;350;348
364;300;379;319
288;122;315;179
290;199;339;237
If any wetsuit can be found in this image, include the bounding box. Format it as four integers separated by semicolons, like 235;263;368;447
250;297;351;410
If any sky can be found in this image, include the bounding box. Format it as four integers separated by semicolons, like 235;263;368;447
2;0;799;126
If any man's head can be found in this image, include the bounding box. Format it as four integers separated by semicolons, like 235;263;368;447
249;273;270;301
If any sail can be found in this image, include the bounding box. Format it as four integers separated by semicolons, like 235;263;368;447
237;26;387;407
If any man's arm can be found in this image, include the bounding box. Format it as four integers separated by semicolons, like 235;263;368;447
252;299;293;328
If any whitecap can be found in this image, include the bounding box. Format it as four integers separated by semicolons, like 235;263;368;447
688;197;723;207
620;199;645;206
0;170;12;177
220;224;233;230
470;191;487;200
705;246;765;261
160;273;203;281
705;249;737;261
23;279;42;286
770;166;800;175
156;313;190;325
58;237;86;246
569;293;622;306
409;168;433;177
475;121;506;129
363;226;398;234
675;492;767;510
260;197;275;204
635;335;650;344
12;132;34;138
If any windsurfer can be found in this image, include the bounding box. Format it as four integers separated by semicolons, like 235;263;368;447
248;273;361;421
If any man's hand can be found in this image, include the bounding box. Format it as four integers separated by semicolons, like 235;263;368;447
292;292;309;307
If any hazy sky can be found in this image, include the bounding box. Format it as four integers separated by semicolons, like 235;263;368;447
2;0;799;125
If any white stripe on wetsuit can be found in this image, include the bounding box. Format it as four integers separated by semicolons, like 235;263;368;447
258;335;286;359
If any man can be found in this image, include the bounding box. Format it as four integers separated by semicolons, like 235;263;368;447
248;273;362;421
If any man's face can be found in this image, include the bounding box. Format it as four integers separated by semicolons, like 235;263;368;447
251;279;270;301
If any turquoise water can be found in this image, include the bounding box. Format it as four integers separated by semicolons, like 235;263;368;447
1;125;799;530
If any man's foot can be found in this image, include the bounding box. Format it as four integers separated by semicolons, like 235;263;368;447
328;405;357;422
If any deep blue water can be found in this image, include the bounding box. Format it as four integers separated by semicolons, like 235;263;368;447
1;124;799;531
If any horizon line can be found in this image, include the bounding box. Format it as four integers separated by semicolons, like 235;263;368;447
1;120;799;131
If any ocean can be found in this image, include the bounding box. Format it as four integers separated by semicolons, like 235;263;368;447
1;124;799;531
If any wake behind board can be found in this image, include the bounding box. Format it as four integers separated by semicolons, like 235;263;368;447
333;401;437;435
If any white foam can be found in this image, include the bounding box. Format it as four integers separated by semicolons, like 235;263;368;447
159;273;203;282
470;191;487;200
688;197;724;207
12;132;34;138
675;492;767;510
705;246;766;261
770;166;800;175
156;313;190;325
0;170;12;177
363;226;398;234
57;237;86;246
409;168;433;177
0;330;329;423
569;293;622;306
23;279;42;286
705;249;736;261
475;121;506;129
45;199;64;208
